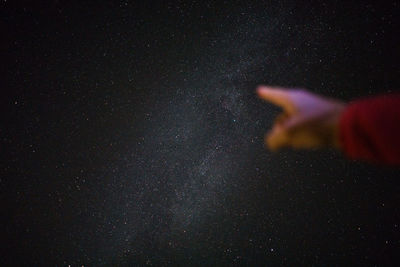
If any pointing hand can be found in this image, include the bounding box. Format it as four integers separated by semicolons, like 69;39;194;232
257;85;346;151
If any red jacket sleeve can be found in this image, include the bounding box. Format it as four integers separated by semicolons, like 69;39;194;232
339;94;400;165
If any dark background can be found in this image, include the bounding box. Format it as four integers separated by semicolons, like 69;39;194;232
2;0;400;266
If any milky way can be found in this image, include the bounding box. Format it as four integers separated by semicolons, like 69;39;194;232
3;1;400;266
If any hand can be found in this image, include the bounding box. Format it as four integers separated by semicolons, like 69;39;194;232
257;85;346;151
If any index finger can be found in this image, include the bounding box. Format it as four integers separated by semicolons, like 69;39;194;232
256;85;295;114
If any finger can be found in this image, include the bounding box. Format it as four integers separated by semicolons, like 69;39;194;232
265;115;307;151
289;130;323;149
264;112;293;151
256;85;296;114
264;124;290;151
281;116;327;149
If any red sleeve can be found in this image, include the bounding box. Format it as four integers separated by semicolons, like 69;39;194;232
339;94;400;165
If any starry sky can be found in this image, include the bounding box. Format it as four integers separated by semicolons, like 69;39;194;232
2;1;400;265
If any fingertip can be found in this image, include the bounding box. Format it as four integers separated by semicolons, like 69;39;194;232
256;86;275;100
264;138;273;151
256;85;264;95
256;85;271;94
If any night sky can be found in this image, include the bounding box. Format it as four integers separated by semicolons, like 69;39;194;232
2;1;400;266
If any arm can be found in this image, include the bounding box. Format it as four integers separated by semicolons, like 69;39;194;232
339;94;400;165
257;85;400;165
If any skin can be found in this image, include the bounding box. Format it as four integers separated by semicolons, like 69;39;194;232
256;85;346;151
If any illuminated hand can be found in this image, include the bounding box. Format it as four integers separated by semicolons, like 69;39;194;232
257;85;346;151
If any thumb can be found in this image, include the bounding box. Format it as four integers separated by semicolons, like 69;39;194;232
265;123;290;151
265;115;305;151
